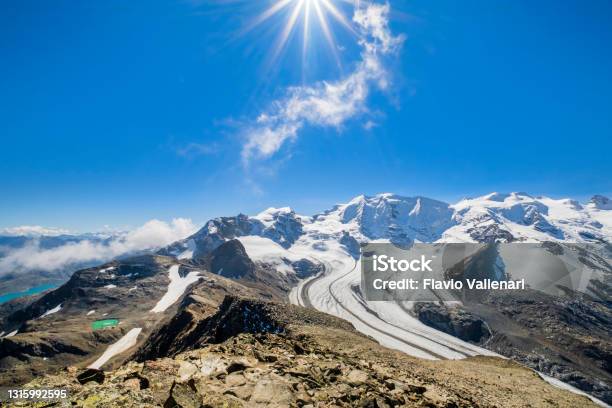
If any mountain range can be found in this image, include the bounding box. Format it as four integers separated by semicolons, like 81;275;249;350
0;192;610;406
163;192;611;275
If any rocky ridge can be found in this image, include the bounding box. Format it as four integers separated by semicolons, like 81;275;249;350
14;297;599;407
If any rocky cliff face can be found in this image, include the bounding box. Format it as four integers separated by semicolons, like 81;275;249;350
208;240;257;279
590;195;612;211
14;297;599;408
413;303;491;344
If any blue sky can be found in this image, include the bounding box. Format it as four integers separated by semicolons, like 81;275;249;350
1;0;611;231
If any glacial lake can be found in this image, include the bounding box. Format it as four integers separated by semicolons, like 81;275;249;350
0;283;59;304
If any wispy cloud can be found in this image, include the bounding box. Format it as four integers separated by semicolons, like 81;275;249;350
0;219;198;275
363;120;378;130
242;2;403;163
176;142;221;158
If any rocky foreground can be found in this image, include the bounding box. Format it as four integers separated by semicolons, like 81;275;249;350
13;297;598;407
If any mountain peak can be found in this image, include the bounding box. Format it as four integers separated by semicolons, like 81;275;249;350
485;192;533;201
483;192;511;202
458;192;537;207
334;193;454;243
589;195;612;210
254;207;297;226
346;194;367;205
256;207;294;217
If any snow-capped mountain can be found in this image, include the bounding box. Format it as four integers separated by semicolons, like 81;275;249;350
160;194;461;276
157;192;611;304
442;192;611;243
165;192;611;263
316;194;455;244
589;195;612;211
161;208;305;260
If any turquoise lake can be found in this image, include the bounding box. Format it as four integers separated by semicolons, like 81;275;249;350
0;283;59;304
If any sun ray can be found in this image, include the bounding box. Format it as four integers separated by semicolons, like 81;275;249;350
271;0;306;63
245;0;354;70
241;0;294;35
302;0;312;66
313;0;342;69
319;0;356;35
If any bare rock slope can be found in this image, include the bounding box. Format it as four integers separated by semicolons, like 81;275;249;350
15;296;599;407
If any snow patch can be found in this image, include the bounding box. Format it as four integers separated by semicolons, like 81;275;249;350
5;330;18;338
88;328;142;370
86;310;96;316
104;284;117;289
151;265;201;313
39;304;62;318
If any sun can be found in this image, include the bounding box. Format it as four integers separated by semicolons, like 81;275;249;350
246;0;357;67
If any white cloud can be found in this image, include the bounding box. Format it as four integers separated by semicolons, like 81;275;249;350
119;218;197;250
242;2;402;162
363;120;378;130
0;219;198;275
0;226;71;237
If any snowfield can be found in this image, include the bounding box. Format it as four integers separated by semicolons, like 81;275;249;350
151;265;201;313
238;236;305;275
39;304;62;318
88;328;142;370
